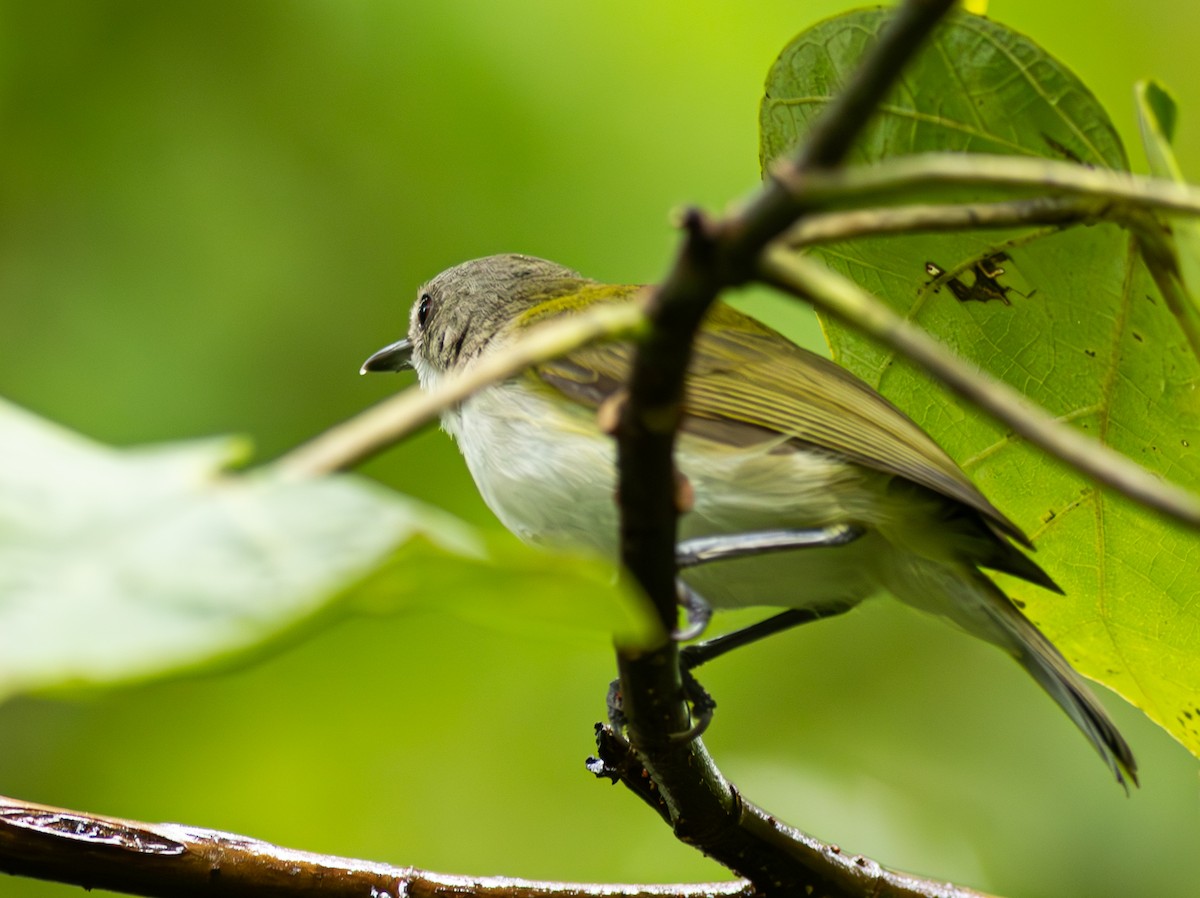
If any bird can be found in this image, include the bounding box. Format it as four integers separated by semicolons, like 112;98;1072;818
361;252;1137;787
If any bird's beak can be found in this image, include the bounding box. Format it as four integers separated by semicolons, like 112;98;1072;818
360;338;414;374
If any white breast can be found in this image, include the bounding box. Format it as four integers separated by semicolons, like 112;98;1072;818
449;382;620;553
445;380;890;611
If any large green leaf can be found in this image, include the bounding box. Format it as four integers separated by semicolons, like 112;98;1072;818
761;10;1200;755
0;398;656;699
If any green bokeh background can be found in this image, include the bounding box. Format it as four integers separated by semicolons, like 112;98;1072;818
1;3;1197;897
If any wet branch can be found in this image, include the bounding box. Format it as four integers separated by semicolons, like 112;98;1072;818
0;794;753;898
609;1;963;895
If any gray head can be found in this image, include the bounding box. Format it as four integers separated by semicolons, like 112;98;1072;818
360;254;589;386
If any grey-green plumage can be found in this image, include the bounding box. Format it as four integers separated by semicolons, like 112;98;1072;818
363;253;1137;787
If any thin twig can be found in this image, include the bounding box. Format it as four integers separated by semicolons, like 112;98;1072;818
775;152;1200;359
782;195;1104;246
773;151;1200;217
273;300;645;480
0;794;752;898
757;246;1200;527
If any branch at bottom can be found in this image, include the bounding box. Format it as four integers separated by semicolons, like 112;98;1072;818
0;794;750;898
588;728;997;898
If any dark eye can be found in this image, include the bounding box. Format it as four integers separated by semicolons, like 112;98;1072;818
417;294;432;327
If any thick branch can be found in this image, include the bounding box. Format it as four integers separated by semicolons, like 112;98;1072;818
591;729;995;898
611;1;960;894
0;794;752;898
757;246;1200;527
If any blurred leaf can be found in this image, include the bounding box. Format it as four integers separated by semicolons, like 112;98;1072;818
761;10;1200;755
1139;80;1179;153
0;397;657;699
348;532;660;648
1136;79;1200;308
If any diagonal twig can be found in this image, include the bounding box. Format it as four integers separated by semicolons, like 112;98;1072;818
272;301;645;480
782;195;1104;246
757;245;1200;527
0;793;754;898
772;151;1200;217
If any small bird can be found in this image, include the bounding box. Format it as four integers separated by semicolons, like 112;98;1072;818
362;253;1136;787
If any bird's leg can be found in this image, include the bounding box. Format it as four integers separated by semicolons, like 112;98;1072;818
674;581;713;641
666;603;856;741
659;525;865;740
681;603;854;670
605;584;714;735
672;524;862;641
675;523;864;569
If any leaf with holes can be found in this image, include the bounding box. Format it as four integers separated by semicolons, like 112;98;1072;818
762;10;1200;755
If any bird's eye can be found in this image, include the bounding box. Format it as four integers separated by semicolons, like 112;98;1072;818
417;294;432;328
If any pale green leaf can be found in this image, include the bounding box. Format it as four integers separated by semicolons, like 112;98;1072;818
761;10;1200;755
1138;80;1181;177
348;533;660;649
0;397;657;699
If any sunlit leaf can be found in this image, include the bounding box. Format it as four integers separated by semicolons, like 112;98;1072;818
761;10;1200;755
0;397;657;699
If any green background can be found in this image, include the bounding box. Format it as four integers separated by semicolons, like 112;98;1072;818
0;3;1197;897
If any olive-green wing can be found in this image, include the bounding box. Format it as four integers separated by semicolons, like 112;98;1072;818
534;298;1031;549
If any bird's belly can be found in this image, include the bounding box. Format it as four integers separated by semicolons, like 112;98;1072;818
450;384;889;611
678;537;883;609
676;442;885;608
451;384;622;554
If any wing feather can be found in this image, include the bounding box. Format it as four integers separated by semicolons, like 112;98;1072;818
532;294;1030;547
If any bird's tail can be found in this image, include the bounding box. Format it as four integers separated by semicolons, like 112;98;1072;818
889;559;1137;788
964;570;1137;788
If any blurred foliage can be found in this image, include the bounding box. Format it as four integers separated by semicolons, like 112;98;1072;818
1;3;1198;898
0;396;657;697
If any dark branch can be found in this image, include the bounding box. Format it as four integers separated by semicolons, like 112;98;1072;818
0;794;751;898
589;729;992;898
724;0;960;279
611;1;961;894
